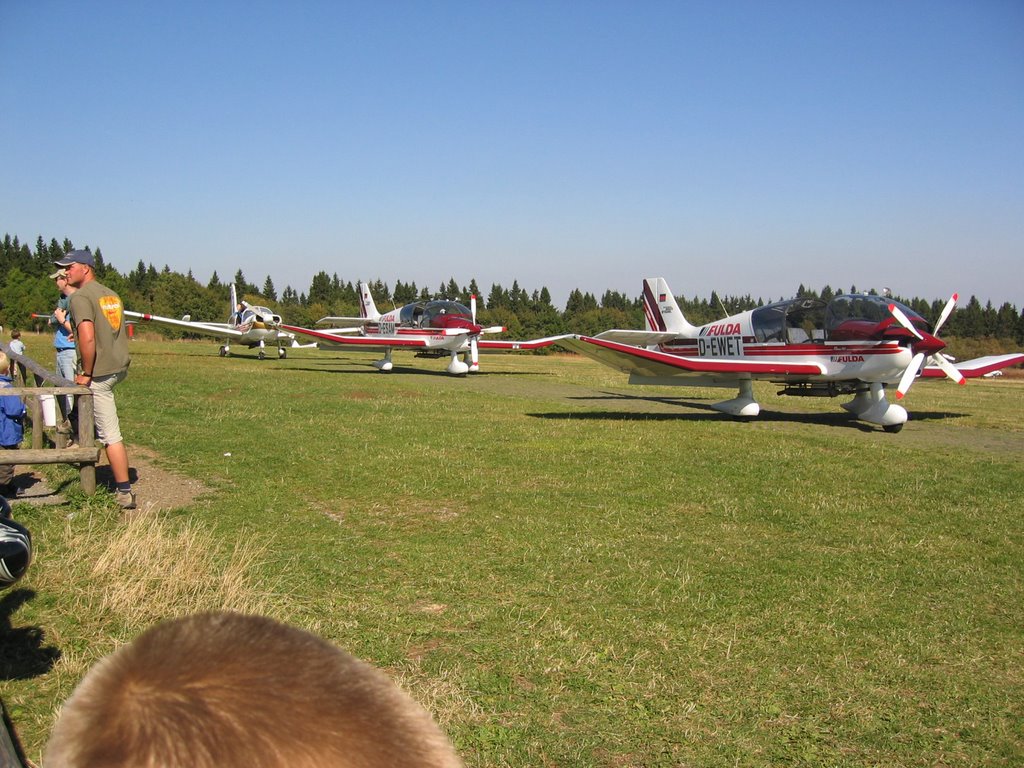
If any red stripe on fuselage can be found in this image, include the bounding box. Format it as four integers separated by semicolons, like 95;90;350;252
658;342;903;357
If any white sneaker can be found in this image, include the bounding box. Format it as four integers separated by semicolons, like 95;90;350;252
116;489;137;510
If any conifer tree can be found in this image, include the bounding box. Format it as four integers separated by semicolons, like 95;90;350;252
263;276;277;301
308;271;332;305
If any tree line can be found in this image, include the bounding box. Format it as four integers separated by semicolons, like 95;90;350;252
3;234;1023;351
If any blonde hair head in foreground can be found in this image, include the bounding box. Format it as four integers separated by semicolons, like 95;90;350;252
45;611;463;768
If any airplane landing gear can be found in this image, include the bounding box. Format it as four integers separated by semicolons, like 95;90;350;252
446;351;470;376
711;379;760;418
374;348;394;372
842;382;908;431
219;345;229;357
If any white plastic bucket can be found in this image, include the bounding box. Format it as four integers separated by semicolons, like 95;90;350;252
39;394;57;428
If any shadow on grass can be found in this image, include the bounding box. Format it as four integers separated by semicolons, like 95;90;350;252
536;391;965;430
128;347;234;359
0;590;61;681
279;364;536;378
130;346;304;361
94;464;140;491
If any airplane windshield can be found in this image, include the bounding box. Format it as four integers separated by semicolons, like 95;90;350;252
825;295;928;333
243;306;280;325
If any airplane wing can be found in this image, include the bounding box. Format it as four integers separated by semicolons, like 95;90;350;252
594;329;681;346
557;335;825;378
278;324;430;348
126;311;243;339
477;334;572;351
125;311;294;343
920;353;1024;379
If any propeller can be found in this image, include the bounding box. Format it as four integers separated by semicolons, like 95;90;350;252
469;295;480;371
889;294;965;399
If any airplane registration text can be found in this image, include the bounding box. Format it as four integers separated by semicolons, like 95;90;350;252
698;336;744;357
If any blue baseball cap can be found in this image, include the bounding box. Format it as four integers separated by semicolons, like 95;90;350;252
54;249;95;268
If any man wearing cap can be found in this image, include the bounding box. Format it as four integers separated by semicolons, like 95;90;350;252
49;268;78;415
55;249;137;510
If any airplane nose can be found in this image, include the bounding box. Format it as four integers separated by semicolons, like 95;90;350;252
912;333;945;357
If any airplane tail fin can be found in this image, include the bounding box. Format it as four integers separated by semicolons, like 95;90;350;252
641;277;699;336
358;281;381;321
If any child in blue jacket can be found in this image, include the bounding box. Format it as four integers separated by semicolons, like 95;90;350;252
0;352;26;498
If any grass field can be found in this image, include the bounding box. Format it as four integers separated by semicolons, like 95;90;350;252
3;333;1023;766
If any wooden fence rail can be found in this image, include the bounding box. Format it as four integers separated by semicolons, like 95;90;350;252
0;340;99;495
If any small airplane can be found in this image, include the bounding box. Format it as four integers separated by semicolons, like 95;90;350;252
126;284;300;359
280;281;567;375
559;277;1024;432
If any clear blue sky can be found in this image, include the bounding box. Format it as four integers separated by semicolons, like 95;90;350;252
2;1;1022;310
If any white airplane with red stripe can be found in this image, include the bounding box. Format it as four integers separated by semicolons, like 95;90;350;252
280;281;567;375
126;284;299;359
559;277;1024;432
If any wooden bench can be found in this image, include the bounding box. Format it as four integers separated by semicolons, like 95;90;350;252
0;341;100;495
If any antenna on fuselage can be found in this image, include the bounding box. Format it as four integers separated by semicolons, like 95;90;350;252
716;294;729;318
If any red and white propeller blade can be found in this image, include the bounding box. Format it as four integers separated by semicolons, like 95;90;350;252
896;352;925;400
929;353;966;386
888;303;924;340
470;294;480;371
933;293;958;336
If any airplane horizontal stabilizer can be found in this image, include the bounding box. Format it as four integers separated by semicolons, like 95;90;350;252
594;329;681;346
316;316;372;326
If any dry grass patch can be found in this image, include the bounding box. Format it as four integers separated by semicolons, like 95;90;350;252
43;509;282;675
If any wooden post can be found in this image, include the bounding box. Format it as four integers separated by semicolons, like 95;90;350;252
29;396;43;449
77;392;97;494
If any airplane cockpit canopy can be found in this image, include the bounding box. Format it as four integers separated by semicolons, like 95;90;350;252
399;300;473;328
751;298;827;343
749;294;930;344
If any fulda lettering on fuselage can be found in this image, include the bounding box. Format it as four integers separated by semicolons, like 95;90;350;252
831;354;865;363
701;323;742;336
